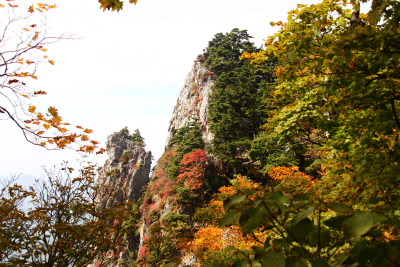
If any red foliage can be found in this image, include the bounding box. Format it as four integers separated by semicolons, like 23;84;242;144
138;244;148;259
177;149;209;190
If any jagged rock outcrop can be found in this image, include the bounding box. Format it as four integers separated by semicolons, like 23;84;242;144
97;132;152;205
93;132;152;266
166;59;214;146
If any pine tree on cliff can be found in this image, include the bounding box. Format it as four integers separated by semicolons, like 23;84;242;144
205;28;276;169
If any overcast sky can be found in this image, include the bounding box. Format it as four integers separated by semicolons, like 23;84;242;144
1;0;323;180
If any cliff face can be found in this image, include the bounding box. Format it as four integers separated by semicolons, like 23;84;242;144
94;132;152;265
97;133;152;205
166;59;214;146
95;60;215;266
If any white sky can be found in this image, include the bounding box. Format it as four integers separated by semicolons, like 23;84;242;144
0;0;322;181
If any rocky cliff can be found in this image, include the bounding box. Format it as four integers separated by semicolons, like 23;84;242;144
94;132;152;265
166;58;214;146
97;133;152;205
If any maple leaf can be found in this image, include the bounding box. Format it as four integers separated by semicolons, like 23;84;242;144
81;134;89;141
47;107;59;118
28;5;34;13
43;124;50;130
48;60;55;65
83;128;93;134
8;3;18;7
76;125;83;129
37;131;45;135
26;60;35;65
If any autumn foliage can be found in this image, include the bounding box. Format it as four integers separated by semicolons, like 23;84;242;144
177;149;209;190
0;2;105;154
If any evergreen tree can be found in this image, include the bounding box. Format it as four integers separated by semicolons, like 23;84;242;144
206;29;275;169
131;129;146;147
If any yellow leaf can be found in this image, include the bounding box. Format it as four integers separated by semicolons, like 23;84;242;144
32;31;39;41
28;106;36;113
48;60;55;65
0;4;4;8
40;48;48;52
23;28;29;31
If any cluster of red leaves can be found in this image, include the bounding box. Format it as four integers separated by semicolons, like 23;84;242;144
177;149;209;190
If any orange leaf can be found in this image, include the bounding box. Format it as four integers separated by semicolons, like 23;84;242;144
28;5;34;13
43;124;50;130
76;125;83;129
81;134;89;141
48;60;55;65
37;131;45;135
83;128;93;134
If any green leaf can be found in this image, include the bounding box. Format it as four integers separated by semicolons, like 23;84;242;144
223;194;246;211
291;206;315;225
327;202;353;213
286;259;309;267
311;258;330;267
233;259;246;267
288;218;314;241
332;253;348;267
219;209;241;227
324;215;349;230
254;246;268;260
372;213;388;224
261;250;285;267
239;205;269;234
343;211;373;238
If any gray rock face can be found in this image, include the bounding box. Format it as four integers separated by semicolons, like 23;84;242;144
97;132;152;205
90;132;152;266
165;60;214;146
